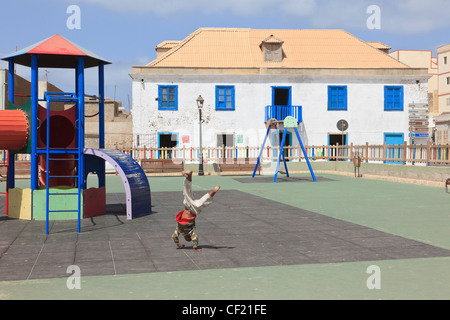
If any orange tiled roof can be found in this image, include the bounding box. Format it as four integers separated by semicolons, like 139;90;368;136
147;28;408;69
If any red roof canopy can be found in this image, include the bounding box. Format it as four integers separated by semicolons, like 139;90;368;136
1;34;111;68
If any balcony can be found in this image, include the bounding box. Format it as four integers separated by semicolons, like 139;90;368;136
264;105;302;123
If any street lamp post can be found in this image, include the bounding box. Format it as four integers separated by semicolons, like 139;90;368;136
197;95;204;176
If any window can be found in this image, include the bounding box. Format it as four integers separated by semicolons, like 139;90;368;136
215;85;235;111
158;85;178;110
384;86;404;111
444;56;448;64
328;86;347;111
447;97;450;106
216;134;234;147
447;77;450;85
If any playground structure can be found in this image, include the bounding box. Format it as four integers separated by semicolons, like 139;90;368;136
252;107;316;183
1;34;151;233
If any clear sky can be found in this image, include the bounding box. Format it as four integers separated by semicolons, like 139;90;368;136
1;0;449;111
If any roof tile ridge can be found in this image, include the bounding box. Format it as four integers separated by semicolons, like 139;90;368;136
147;28;203;67
342;30;410;68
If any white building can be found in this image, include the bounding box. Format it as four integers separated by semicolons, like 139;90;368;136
130;28;429;153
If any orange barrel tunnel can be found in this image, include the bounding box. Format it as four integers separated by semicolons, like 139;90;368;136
37;105;77;187
0;110;29;151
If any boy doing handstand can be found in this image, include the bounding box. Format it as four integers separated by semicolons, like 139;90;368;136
172;170;220;251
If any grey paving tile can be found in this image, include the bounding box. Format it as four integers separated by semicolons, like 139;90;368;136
28;263;70;280
0;263;33;280
74;249;112;263
75;260;116;276
114;259;157;274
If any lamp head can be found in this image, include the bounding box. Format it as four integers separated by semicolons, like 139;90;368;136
196;95;204;109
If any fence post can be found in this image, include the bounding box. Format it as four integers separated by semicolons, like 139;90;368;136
426;141;431;166
365;142;369;163
403;141;407;165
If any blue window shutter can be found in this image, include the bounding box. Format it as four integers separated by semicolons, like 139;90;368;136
384;86;388;110
215;85;235;110
328;86;332;110
215;86;219;109
158;85;178;110
343;86;348;110
384;86;403;111
174;86;178;110
158;85;162;109
328;86;347;111
400;86;404;111
232;86;235;110
342;86;348;110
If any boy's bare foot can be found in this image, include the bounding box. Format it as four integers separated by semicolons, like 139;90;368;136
209;185;220;197
193;248;203;252
182;170;193;181
176;244;185;248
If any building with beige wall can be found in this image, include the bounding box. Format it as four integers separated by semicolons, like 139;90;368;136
438;44;450;113
433;44;450;144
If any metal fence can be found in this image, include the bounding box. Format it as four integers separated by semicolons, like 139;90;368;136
117;142;450;166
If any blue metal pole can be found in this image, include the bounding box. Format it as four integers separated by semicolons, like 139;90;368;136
99;62;105;149
78;57;85;186
8;58;14;104
294;127;316;182
274;128;287;183
77;57;85;233
8;59;15;189
276;124;289;178
45;92;50;235
252;123;271;178
31;55;39;191
98;62;105;188
75;65;79;101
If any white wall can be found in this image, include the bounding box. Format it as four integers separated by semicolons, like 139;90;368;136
132;74;428;149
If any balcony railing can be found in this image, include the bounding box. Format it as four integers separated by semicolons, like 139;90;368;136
265;105;302;123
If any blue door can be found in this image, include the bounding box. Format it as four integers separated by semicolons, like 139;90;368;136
384;133;404;164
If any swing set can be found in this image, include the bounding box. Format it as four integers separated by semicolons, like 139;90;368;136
252;112;316;183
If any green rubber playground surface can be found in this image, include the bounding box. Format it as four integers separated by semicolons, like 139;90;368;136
1;172;450;300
